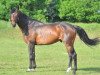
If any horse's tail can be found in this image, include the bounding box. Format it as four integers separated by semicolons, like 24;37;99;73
74;26;100;46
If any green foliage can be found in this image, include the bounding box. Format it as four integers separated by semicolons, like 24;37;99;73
58;0;100;22
45;0;60;22
0;0;100;22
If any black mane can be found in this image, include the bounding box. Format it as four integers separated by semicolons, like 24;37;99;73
15;10;43;36
18;11;43;25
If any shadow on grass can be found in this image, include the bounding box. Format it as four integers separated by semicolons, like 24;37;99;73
78;67;100;73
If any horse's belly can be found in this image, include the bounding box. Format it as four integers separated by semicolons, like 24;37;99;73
36;34;59;45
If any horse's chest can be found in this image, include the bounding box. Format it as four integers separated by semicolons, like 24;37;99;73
23;31;36;44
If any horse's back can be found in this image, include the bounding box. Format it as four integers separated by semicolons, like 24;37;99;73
24;22;76;45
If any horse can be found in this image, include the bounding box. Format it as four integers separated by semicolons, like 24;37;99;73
10;7;100;75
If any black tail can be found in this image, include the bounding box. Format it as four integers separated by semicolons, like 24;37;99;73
74;26;100;46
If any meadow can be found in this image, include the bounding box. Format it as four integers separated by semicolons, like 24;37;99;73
0;20;100;75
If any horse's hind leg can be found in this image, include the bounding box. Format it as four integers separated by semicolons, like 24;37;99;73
71;48;77;75
66;47;73;72
64;43;77;75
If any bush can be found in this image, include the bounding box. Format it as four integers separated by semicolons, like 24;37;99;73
0;0;100;22
58;0;100;22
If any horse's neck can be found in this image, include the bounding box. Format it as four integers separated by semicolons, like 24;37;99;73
17;13;30;36
17;12;44;35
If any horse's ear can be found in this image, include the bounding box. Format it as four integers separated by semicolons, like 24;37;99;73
16;6;19;11
10;6;13;11
10;6;13;13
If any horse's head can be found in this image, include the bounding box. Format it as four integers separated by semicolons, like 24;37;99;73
10;7;19;27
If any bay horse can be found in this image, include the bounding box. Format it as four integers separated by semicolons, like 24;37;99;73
10;7;100;75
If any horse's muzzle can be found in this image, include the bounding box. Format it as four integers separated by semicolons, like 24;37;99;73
11;23;16;28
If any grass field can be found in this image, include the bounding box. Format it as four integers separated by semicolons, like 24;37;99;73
0;20;100;75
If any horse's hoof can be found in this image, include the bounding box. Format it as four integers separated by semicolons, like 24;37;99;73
66;67;71;72
26;68;35;72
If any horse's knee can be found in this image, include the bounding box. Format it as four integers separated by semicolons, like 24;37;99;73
30;53;35;60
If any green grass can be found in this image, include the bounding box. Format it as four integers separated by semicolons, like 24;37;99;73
0;21;100;75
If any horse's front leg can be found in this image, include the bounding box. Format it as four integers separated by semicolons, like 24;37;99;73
27;42;36;72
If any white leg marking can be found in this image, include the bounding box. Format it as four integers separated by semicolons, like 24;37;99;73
27;68;35;72
66;67;71;72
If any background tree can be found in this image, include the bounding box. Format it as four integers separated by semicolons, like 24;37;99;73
45;0;60;22
0;0;100;22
